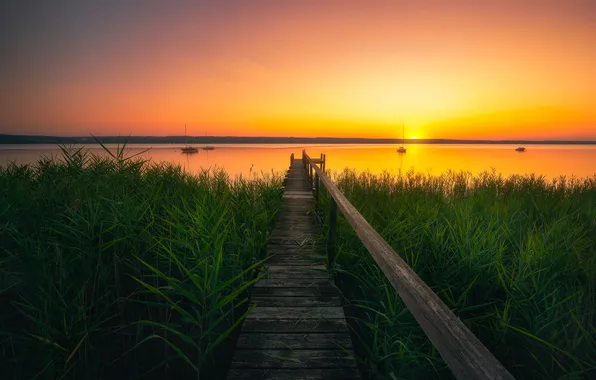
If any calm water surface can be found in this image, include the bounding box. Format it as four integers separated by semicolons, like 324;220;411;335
1;144;595;179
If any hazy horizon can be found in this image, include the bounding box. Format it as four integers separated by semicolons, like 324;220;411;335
2;132;596;144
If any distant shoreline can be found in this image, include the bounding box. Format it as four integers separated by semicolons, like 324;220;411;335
1;134;595;145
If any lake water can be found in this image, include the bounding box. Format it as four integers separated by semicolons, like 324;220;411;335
1;144;595;180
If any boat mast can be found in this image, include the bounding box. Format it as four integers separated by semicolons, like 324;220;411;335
402;124;405;142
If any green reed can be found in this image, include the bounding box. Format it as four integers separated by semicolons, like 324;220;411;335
316;168;596;380
0;144;283;379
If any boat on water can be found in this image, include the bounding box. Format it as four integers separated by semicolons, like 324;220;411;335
515;147;526;152
397;124;407;153
181;146;198;153
180;124;198;154
202;132;215;150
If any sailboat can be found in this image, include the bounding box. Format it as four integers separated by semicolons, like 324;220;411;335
397;125;407;153
202;132;215;150
180;124;198;154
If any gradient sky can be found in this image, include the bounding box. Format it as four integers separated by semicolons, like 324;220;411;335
1;0;595;139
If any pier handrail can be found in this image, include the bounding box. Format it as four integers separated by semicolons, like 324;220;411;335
302;151;514;380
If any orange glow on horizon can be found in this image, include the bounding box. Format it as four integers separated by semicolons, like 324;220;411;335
1;2;595;140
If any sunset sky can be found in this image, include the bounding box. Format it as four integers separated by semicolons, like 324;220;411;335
1;1;595;140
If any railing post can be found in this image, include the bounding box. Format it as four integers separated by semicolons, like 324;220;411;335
315;172;320;203
327;198;337;270
290;153;294;167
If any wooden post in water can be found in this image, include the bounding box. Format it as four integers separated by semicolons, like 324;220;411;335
327;198;338;269
290;153;294;167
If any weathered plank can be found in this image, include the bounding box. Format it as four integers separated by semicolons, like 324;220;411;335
264;272;328;280
266;245;323;254
269;237;318;245
275;215;312;220
267;265;325;271
269;231;318;237
251;296;341;307
265;260;319;267
274;213;314;219
242;318;348;333
272;226;314;232
265;251;323;258
278;209;314;215
236;333;352;349
283;194;313;199
265;254;323;262
271;225;317;231
276;209;314;214
282;188;311;193
273;222;313;226
247;307;345;319
271;223;316;230
265;266;328;279
251;286;338;297
265;252;323;260
273;218;315;224
304;153;514;380
270;234;318;241
227;368;361;380
231;349;357;369
253;279;330;288
270;231;319;239
280;200;311;205
265;255;320;262
274;216;314;222
279;206;314;212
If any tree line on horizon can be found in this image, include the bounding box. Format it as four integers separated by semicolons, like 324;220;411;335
0;134;594;145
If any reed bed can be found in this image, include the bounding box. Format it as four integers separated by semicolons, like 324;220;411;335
317;168;596;380
0;145;283;379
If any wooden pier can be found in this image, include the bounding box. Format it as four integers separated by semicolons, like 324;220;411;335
227;152;514;380
227;155;360;379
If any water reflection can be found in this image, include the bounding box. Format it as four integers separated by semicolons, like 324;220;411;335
1;144;595;179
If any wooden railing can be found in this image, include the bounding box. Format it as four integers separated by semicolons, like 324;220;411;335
302;151;514;380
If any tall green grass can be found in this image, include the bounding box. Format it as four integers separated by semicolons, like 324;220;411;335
0;145;283;379
317;168;596;379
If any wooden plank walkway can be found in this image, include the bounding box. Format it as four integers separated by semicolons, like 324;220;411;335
227;158;361;380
